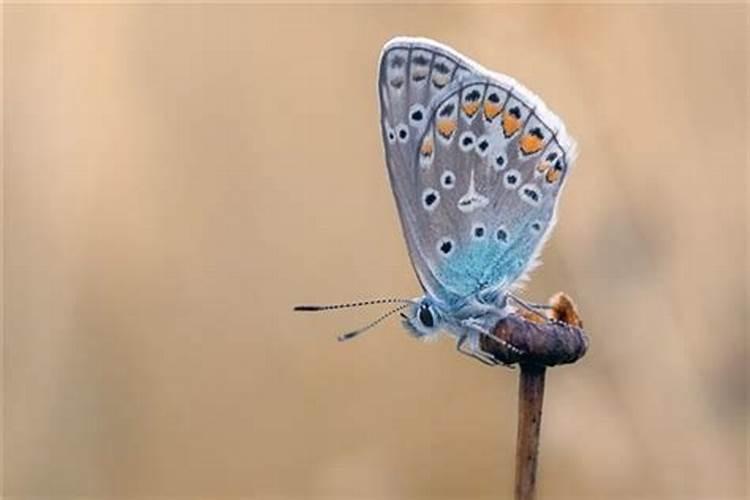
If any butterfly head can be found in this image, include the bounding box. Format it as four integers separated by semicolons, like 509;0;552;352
402;297;444;338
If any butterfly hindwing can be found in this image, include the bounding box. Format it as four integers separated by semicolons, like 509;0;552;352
378;37;576;306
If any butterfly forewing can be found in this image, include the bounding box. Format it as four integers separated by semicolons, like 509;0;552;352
378;38;473;302
378;37;576;306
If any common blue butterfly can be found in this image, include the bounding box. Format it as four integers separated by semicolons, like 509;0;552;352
296;37;577;365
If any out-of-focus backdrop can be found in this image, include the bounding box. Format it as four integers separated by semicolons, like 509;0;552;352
3;4;747;499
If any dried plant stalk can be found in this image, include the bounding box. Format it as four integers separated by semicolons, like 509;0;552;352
480;293;588;500
514;362;546;500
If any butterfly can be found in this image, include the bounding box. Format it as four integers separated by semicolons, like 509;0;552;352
296;37;576;366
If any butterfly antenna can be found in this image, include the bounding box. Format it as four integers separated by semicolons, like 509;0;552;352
337;303;410;342
293;298;413;312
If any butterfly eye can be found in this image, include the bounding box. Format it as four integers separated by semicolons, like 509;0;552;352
418;303;435;328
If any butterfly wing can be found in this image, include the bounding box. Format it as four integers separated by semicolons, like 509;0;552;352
378;37;475;302
378;37;576;306
423;76;577;300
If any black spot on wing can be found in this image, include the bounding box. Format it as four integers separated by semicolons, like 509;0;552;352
439;103;456;117
412;54;429;66
434;61;451;74
523;187;539;202
530;127;544;140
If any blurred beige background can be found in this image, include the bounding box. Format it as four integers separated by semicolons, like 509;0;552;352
3;3;747;499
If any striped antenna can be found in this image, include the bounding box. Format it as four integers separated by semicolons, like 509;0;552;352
294;297;413;312
337;303;411;342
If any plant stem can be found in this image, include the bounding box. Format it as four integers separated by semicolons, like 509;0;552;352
514;363;547;500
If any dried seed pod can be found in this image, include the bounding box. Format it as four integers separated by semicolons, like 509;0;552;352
480;293;588;367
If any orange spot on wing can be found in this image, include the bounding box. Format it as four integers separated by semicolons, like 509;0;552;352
436;119;457;139
536;161;550;173
502;112;521;137
420;137;434;156
483;102;502;121
520;134;544;155
462;102;480;118
545;168;561;183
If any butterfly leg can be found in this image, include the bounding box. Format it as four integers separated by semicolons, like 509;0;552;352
456;333;501;366
508;293;556;322
455;321;523;368
461;318;525;357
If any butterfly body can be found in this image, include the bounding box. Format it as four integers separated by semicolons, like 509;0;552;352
378;37;576;357
402;292;510;349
